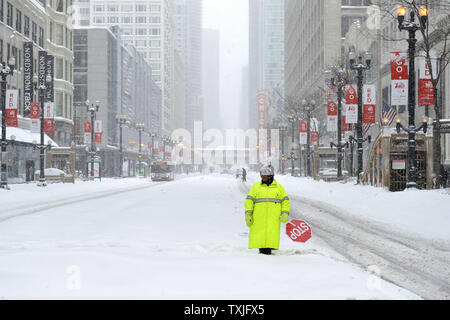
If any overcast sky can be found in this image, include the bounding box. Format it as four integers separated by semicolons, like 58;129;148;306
203;0;249;129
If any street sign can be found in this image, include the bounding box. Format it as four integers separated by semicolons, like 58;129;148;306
286;220;312;243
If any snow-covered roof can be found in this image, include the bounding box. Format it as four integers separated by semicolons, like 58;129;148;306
0;126;58;147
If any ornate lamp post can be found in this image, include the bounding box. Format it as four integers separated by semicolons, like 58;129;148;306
329;69;347;180
136;123;145;176
0;56;16;189
278;123;288;174
32;71;53;187
396;5;429;189
349;51;372;184
302;99;316;177
86;100;100;179
116;114;127;177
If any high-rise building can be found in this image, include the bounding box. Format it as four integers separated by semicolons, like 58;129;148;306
248;0;284;130
284;0;371;99
202;28;220;130
73;0;175;134
174;0;202;134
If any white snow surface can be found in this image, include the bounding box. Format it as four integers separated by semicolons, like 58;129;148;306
0;175;422;299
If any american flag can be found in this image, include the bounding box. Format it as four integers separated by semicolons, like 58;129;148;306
363;123;372;138
381;102;397;127
317;85;331;99
324;78;338;93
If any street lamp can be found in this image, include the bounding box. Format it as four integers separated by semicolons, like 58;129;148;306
86;100;100;180
349;50;372;184
278;123;288;174
302;99;315;177
287;114;300;176
150;132;157;162
136;123;145;176
396;6;429;189
0;56;16;190
32;71;53;187
116;114;127;177
162;135;171;161
328;68;347;180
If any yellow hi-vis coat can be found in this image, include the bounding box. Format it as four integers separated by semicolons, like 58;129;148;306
244;180;290;250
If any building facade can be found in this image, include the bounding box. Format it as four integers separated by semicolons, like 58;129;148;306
73;0;175;135
248;0;284;130
0;0;73;183
174;0;202;134
202;28;220;130
73;27;160;177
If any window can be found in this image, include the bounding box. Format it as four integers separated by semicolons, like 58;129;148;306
108;16;119;23
150;16;160;24
136;16;146;24
121;28;133;35
150;5;160;12
151;63;160;71
93;4;104;12
79;8;89;14
0;0;3;22
15;9;21;33
55;57;63;79
136;4;147;12
49;21;53;42
121;4;133;12
32;21;37;43
107;4;119;12
80;20;89;26
6;2;13;27
39;27;44;47
150;40;160;48
135;28;147;36
56;0;64;13
0;39;3;62
121;16;132;24
135;40;146;47
55;23;63;45
93;16;105;24
150;28;160;36
150;51;160;59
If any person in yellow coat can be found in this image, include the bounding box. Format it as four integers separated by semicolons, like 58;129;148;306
244;165;290;255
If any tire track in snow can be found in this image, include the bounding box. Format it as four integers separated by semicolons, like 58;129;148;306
0;182;166;224
238;181;450;300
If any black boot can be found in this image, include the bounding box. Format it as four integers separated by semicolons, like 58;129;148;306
259;248;272;255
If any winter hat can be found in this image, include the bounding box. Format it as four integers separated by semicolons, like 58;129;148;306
260;165;274;176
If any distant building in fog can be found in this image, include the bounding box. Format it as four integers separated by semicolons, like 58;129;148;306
202;28;220;130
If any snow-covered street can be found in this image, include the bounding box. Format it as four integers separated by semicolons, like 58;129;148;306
0;175;428;299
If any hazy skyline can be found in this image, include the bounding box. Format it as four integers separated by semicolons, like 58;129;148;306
203;0;249;129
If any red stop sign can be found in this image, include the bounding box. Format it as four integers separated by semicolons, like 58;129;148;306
286;220;312;243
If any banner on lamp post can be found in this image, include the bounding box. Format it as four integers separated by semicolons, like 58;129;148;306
299;120;307;145
345;104;358;124
94;120;102;144
418;55;437;106
44;102;54;135
391;52;408;106
23;41;34;117
363;85;376;124
327;116;337;132
30;102;40;133
327;99;338;116
5;90;18;127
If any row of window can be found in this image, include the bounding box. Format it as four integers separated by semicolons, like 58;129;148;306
121;28;161;36
0;0;45;48
93;4;161;13
123;39;161;48
92;16;161;24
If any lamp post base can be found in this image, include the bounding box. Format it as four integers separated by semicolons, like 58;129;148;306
0;183;10;190
37;179;47;187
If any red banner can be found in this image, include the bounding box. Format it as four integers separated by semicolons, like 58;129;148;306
391;52;408;80
30;102;40;119
6;109;18;127
327;100;338;116
418;57;436;106
94;132;102;144
345;85;358;104
5;90;18;127
84;121;91;133
44;119;54;135
299;121;307;133
363;105;376;124
311;131;319;143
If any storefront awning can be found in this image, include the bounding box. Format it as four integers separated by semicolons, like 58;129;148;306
0;126;58;147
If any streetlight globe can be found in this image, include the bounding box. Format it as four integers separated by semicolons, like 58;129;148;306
302;99;307;106
396;6;407;17
311;100;316;106
8;57;16;67
419;6;429;17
